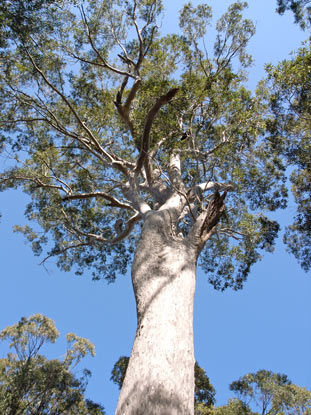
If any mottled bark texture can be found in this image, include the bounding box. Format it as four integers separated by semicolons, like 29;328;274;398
115;187;226;415
116;209;197;415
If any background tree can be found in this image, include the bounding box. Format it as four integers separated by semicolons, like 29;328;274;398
194;362;216;410
110;356;130;391
0;0;308;413
209;398;253;415
0;314;105;415
229;369;292;415
273;384;311;415
193;369;311;415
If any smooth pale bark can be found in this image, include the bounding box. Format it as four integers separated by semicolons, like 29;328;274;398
115;209;198;415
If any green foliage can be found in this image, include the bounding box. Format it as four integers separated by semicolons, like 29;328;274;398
0;0;301;289
195;368;311;415
179;2;212;43
110;356;129;390
273;384;311;415
228;369;311;414
0;314;105;415
0;0;58;48
230;369;292;414
194;362;216;408
276;0;311;29
210;398;253;415
214;1;254;68
265;42;311;271
110;359;311;415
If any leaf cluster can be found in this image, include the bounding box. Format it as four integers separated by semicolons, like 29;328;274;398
0;314;105;414
229;369;311;415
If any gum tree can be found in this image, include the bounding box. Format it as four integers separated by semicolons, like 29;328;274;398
0;314;105;415
0;1;295;413
230;370;291;415
230;369;311;415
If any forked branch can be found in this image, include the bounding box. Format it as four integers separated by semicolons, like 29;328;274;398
135;88;179;174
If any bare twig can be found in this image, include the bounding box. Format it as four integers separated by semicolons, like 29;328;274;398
80;6;137;80
1;174;69;194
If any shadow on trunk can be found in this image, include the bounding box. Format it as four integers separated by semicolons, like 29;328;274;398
116;381;190;415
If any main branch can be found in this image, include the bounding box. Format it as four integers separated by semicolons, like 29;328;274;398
135;88;179;174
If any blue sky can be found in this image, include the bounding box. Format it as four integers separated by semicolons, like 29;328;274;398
0;1;310;414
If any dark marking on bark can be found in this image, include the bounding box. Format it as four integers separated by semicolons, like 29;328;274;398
200;191;227;239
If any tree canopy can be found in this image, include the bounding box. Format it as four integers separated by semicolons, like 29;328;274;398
0;314;105;415
0;0;311;413
230;369;291;414
0;0;299;291
0;0;57;48
0;1;310;411
229;369;311;415
190;369;311;414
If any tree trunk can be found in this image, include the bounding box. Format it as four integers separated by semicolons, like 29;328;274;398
115;209;197;415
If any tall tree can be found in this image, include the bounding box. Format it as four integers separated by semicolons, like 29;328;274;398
0;0;306;413
0;314;105;415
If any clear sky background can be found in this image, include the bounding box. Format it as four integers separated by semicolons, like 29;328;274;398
0;1;310;414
